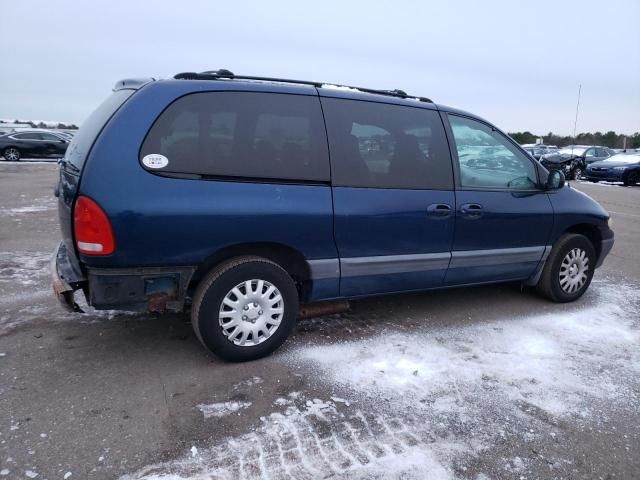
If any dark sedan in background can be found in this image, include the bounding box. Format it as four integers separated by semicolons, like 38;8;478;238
585;153;640;186
0;130;69;161
540;145;615;180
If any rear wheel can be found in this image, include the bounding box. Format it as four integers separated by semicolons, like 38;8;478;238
3;147;20;161
191;256;299;362
624;171;639;186
536;233;596;302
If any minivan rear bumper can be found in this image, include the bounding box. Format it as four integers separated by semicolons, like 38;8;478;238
52;241;195;313
86;266;195;312
51;241;86;312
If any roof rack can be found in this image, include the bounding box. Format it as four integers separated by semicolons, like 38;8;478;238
173;69;433;103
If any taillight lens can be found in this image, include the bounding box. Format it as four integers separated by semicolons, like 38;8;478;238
73;196;115;255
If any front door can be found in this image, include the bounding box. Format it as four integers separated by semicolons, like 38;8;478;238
321;95;455;296
444;113;554;285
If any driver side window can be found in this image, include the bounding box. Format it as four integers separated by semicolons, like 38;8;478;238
449;115;538;190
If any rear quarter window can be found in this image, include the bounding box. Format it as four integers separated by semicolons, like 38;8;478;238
65;89;134;171
321;98;453;190
140;92;330;182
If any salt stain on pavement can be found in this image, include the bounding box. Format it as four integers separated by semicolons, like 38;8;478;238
0;196;56;217
299;283;639;418
0;252;51;287
122;282;639;480
197;401;253;419
0;251;140;336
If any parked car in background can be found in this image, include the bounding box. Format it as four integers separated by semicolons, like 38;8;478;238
540;145;614;180
0;129;70;161
585;153;640;186
521;144;557;152
523;146;550;160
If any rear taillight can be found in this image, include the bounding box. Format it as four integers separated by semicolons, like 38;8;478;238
73;196;115;255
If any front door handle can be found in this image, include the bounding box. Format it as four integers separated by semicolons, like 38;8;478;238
460;203;483;218
427;203;452;218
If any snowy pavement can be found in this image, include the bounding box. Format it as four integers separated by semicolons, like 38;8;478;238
121;281;639;480
0;164;639;480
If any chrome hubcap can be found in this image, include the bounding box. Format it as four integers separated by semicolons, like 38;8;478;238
219;279;284;346
5;148;18;161
559;248;589;293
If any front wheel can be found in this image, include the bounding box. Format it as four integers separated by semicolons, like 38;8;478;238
624;171;639;186
191;256;299;362
572;166;583;180
3;147;20;161
536;233;596;302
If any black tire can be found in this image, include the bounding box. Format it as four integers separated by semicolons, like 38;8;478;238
3;147;20;161
536;233;596;303
191;256;299;362
624;171;639;186
572;167;583;180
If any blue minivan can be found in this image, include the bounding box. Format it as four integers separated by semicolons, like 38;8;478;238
52;70;614;361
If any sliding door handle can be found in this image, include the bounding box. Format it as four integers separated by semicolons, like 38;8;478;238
460;203;483;218
427;203;452;218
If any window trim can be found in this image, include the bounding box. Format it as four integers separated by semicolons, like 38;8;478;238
442;112;543;192
11;132;44;141
138;90;331;184
153;170;331;186
321;96;455;191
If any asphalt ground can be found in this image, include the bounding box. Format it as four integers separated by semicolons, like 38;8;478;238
0;162;638;480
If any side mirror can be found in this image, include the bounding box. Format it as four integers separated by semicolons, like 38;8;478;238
546;170;565;190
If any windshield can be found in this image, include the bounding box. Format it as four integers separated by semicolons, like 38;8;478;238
558;147;587;155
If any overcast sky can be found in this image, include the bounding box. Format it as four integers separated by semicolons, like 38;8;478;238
1;0;638;135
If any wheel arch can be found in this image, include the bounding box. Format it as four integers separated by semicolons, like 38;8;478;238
623;168;640;184
188;242;312;302
562;223;602;260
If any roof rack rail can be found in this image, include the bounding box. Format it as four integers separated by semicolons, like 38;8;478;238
173;70;433;103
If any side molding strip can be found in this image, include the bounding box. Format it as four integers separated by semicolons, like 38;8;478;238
307;258;340;280
309;246;549;281
450;246;546;268
341;252;451;278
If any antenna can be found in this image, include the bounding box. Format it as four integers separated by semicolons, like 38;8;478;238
572;84;582;142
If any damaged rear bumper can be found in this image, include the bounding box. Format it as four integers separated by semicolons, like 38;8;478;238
51;241;86;312
86;266;195;312
52;241;195;313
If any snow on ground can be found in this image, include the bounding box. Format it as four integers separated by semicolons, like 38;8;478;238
576;180;627;188
297;282;639;418
0;195;56;217
197;401;252;419
0;159;58;164
122;282;639;480
125;397;455;480
0;251;139;335
0;252;51;286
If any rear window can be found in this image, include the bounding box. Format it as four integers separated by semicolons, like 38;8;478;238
65;89;134;171
140;92;330;182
